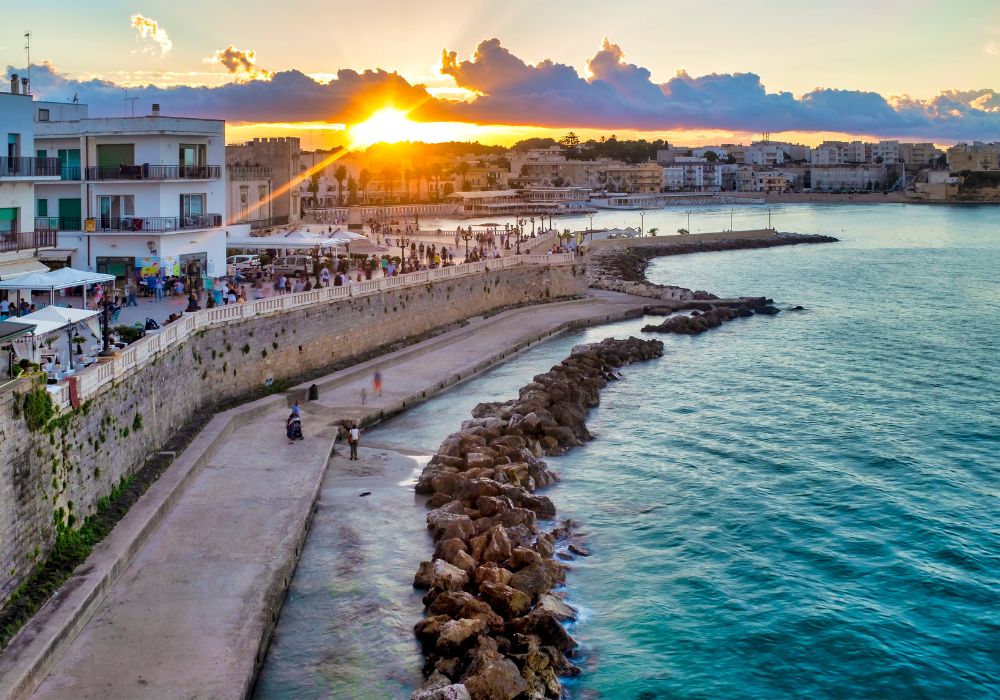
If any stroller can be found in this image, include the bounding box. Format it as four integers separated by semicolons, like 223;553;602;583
286;414;303;443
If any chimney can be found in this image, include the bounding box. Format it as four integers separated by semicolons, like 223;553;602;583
21;77;29;95
10;74;18;95
151;103;161;117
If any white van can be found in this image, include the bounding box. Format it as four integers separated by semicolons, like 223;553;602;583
226;254;261;271
272;255;312;276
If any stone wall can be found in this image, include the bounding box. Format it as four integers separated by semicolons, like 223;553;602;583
0;263;585;600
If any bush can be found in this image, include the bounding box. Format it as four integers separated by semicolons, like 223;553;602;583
112;325;143;344
23;389;55;432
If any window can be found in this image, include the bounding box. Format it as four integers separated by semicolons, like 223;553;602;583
239;186;249;207
37;199;48;217
178;144;207;177
0;208;17;236
180;194;206;220
36;149;47;159
96;143;135;167
38;108;49;122
98;195;135;225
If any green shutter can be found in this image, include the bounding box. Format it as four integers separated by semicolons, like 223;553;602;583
58;198;82;219
97;144;135;167
0;208;16;221
36;149;47;159
36;199;48;217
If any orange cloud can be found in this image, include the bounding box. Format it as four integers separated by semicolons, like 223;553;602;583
206;44;274;82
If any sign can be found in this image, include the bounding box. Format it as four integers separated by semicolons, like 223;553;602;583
84;218;96;233
136;256;180;277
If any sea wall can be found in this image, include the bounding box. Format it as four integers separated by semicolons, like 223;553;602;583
0;263;585;601
587;231;838;300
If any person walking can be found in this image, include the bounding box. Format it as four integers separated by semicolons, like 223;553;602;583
348;423;361;460
373;370;382;397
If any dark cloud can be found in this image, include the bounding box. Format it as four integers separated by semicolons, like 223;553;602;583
17;61;433;124
11;38;1000;141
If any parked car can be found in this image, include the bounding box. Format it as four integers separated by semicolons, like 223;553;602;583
226;254;261;271
271;255;313;276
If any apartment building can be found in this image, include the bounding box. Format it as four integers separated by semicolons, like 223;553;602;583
898;142;943;167
33;102;233;286
946;142;1000;171
0;80;60;281
226;137;301;224
809;164;887;191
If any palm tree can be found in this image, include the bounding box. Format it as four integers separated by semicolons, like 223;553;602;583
429;164;442;201
413;165;425;202
359;169;371;205
403;168;413;202
334;165;347;206
457;161;471;190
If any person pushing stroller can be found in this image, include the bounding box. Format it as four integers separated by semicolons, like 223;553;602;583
286;411;303;444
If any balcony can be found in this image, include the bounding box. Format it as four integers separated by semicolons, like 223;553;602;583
35;217;83;232
0;230;57;253
83;164;223;181
90;214;223;233
0;156;62;179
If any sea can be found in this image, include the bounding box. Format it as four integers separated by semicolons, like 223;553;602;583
254;203;999;699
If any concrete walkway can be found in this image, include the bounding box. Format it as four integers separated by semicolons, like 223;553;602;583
24;290;648;699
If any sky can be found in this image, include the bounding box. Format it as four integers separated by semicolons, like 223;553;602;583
3;0;999;148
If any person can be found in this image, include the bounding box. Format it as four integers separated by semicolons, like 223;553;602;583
186;292;200;312
320;267;331;287
125;284;139;307
290;400;301;417
348;422;360;460
0;297;9;319
373;370;382;397
286;412;303;444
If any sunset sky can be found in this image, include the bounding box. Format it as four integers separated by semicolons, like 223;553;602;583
4;0;999;149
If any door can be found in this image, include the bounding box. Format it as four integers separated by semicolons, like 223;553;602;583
180;194;206;227
58;198;82;230
97;196;134;229
178;144;206;178
58;149;81;180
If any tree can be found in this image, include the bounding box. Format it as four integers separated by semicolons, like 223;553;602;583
334;165;347;206
347;175;358;205
559;132;580;149
358;169;371;204
726;153;737;164
307;172;321;206
403;168;413;201
677;228;689;235
648;227;659;236
457;161;471;190
704;150;718;163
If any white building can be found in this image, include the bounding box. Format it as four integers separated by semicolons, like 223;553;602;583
809;164;887;191
871;140;899;164
33;102;242;288
1;79;59;281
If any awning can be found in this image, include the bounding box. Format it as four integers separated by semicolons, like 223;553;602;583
36;249;77;261
17;305;100;337
0;320;36;342
0;258;49;281
0;267;114;291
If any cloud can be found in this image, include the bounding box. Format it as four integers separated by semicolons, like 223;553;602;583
438;38;1000;141
17;61;434;125
12;38;1000;142
130;14;172;57
206;44;274;82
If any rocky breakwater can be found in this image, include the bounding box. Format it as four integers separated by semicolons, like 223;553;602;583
410;337;664;700
640;298;790;334
587;232;837;301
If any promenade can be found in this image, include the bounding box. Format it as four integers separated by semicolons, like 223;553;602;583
9;290;649;699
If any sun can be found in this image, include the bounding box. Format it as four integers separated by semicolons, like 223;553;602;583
349;107;421;148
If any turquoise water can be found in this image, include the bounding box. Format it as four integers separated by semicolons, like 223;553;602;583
258;204;1000;698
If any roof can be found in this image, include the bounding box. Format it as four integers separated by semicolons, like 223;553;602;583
0;258;49;281
16;306;99;336
0;320;36;342
446;190;521;200
0;267;113;290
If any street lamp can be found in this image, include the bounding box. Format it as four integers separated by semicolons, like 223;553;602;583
686;210;692;233
99;297;115;357
65;323;76;372
396;237;410;272
767;208;773;230
461;229;474;260
639;211;645;237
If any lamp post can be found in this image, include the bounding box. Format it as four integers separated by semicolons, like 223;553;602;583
530;216;535;236
65;324;75;372
730;208;735;232
686;210;692;233
99;297;114;357
461;229;474;260
396;237;410;272
639;211;645;237
767;207;773;230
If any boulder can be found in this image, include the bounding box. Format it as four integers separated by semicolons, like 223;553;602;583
462;639;529;700
434;538;469;564
474;563;513;588
478;580;532;618
436;617;486;653
536;593;576;622
411;670;472;700
482;525;513;564
421;559;468;592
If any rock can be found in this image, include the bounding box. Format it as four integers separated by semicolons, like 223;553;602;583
536;593;577;622
474;563;513;588
431;472;468;497
434;538;469;564
433;560;470;592
754;304;780;315
482;525;513;564
509;546;542;570
465;452;495;471
437;617;486;653
478;580;532;618
509;560;565;599
411;671;472;700
452;549;477;575
462;639;529;700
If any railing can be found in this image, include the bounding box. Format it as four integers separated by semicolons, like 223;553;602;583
84;165;223;181
53;253;578;407
0;156;62;178
0;230;57;253
228;166;272;181
60;166;82;181
93;214;223;233
35;217;83;232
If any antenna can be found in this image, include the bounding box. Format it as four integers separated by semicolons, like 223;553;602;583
123;87;138;117
24;31;31;94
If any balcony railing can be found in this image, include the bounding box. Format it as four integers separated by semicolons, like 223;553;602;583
84;164;223;181
0;156;62;178
228;165;272;181
35;216;83;232
92;214;223;232
0;230;57;253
